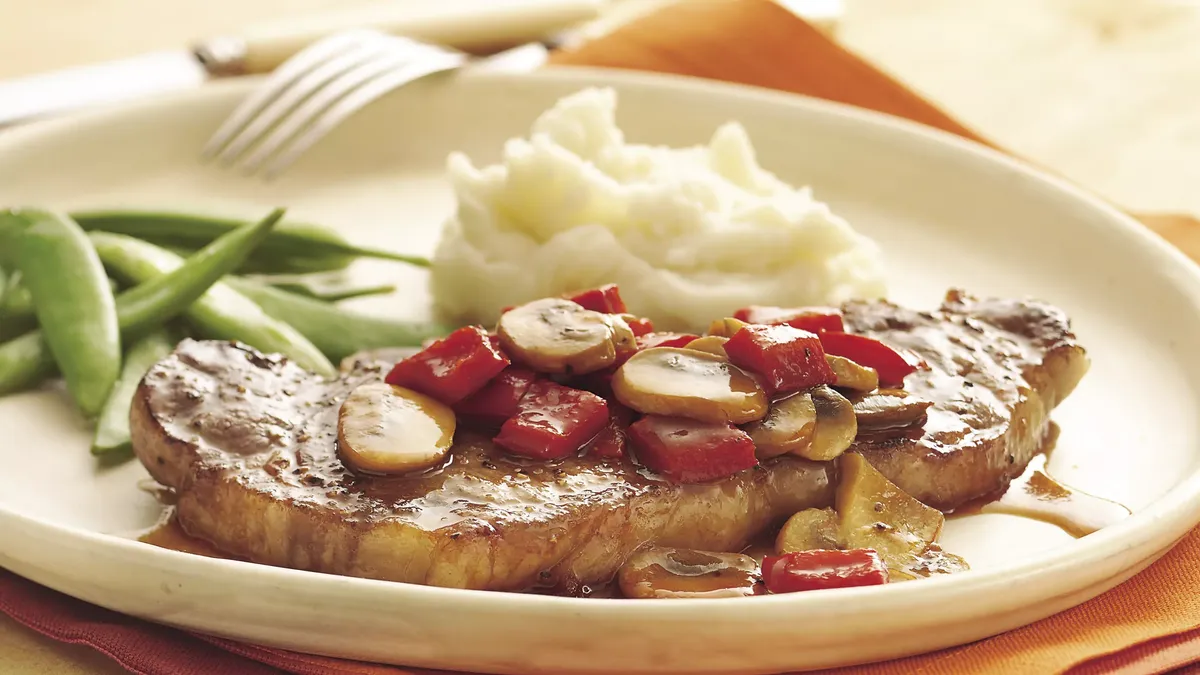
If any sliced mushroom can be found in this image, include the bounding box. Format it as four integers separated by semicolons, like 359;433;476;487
852;389;932;430
497;298;635;375
705;317;748;338
836;453;945;573
795;385;858;461
744;391;817;459
776;507;841;554
612;347;768;424
684;335;729;358
337;383;455;475
618;547;761;599
826;355;879;392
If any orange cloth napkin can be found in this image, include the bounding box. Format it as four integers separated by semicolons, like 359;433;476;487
4;1;1200;674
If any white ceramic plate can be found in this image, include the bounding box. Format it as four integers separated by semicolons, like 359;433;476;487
1;68;1199;675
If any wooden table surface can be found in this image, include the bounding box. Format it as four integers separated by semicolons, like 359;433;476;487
2;0;1199;672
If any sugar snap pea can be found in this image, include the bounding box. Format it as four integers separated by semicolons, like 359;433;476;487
91;232;336;377
0;209;284;396
0;276;123;342
91;328;175;457
16;210;121;416
245;272;396;302
225;277;448;363
72;210;430;274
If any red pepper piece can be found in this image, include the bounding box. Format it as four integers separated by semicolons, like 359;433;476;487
494;381;609;460
732;306;845;333
625;316;655;337
628;416;758;483
724;324;835;394
385;326;510;404
634;332;699;351
453;367;538;426
587;403;633;459
761;549;889;593
817;332;925;387
566;284;628;314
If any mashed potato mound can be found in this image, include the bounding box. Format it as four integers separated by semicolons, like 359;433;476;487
430;88;886;331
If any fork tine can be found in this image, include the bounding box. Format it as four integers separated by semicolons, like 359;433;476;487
235;46;430;173
261;52;468;178
201;29;379;159
213;35;396;165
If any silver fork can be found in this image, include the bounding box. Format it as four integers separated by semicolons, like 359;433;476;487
202;30;548;179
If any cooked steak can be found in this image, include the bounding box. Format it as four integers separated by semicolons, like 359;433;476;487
130;290;1087;591
132;340;834;592
843;290;1088;509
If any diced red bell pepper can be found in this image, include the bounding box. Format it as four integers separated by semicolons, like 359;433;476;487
724;324;836;394
628;416;758;483
587;403;633;459
612;332;698;368
761;549;889;594
494;381;610;460
635;332;698;351
453;367;538;426
385;326;510;404
733;306;845;333
817;332;925;387
566;284;628;314
625;316;655;337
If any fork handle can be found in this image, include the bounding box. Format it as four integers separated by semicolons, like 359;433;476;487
207;0;605;75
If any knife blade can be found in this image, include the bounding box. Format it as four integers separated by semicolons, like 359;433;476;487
0;0;604;128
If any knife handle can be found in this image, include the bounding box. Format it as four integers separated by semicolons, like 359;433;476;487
199;0;605;75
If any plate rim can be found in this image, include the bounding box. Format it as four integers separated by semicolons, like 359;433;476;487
2;64;1200;640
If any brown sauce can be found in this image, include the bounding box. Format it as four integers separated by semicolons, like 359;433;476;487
952;426;1130;537
136;508;233;558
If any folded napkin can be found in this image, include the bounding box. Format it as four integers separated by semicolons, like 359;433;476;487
4;1;1200;674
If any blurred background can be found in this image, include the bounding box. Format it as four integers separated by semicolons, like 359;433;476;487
1;0;1197;213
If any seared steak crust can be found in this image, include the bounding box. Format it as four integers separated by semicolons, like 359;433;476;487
132;341;832;592
131;291;1086;591
844;290;1088;509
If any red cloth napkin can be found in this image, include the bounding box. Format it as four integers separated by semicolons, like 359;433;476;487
4;1;1200;674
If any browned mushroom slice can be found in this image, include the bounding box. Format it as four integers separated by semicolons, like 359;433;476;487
684;335;729;358
745;391;817;459
852;389;932;430
705;317;748;338
618;547;761;598
836;453;946;575
775;507;841;554
497;298;635;375
337;383;455;475
826;355;878;392
612;347;769;424
798;385;858;461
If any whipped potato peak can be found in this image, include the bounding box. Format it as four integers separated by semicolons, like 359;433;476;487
430;88;886;331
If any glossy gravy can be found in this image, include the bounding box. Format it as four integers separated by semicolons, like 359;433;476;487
951;425;1130;536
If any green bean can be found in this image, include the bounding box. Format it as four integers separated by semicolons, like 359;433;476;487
72;209;430;274
0;209;29;267
91;232;336;377
225;277;448;363
0;331;56;395
0;209;285;395
16;210;121;416
244;272;396;302
91;328;175;457
0;276;123;341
